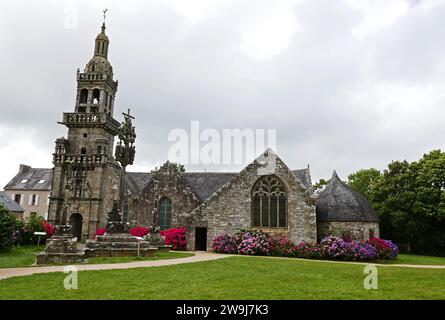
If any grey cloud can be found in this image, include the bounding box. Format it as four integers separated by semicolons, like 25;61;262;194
0;0;444;186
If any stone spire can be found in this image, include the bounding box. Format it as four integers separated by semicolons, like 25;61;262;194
75;18;117;114
94;22;110;59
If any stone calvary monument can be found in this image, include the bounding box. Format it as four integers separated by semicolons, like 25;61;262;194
84;112;167;258
37;62;169;264
36;225;85;265
37;113;169;264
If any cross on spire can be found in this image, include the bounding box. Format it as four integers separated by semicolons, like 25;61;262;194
103;9;108;24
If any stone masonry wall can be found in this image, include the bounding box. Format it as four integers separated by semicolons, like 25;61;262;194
130;162;201;229
317;221;380;242
63;161;121;240
187;150;317;250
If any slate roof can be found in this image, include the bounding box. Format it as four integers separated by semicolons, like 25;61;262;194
292;169;312;191
4;164;312;203
0;191;24;213
126;172;153;196
182;172;237;202
316;171;379;222
4;165;52;191
125;168;312;202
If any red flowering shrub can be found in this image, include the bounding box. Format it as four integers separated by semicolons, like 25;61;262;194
294;241;324;259
94;227;106;240
41;220;54;238
273;237;296;257
130;226;149;237
160;227;187;250
367;238;399;259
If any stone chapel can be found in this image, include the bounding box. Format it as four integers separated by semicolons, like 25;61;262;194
47;23;379;250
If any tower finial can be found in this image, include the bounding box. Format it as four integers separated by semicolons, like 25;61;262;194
101;9;108;33
103;9;108;24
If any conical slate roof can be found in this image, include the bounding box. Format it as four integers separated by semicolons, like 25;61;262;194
316;171;379;222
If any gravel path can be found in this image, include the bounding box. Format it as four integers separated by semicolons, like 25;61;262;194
0;251;227;281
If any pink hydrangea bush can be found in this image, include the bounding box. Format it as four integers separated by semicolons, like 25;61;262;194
160;227;187;250
236;230;275;256
130;226;149;237
212;234;238;253
294;241;324;259
273;237;296;257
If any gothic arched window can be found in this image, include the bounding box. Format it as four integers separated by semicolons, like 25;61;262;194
252;175;287;228
159;197;172;230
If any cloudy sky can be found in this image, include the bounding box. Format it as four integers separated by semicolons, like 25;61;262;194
1;0;445;187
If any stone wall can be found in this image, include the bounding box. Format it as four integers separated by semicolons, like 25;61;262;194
187;150;317;250
130;162;201;229
48;159;121;240
316;221;380;242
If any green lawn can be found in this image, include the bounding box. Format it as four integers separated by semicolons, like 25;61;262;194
377;253;445;265
0;245;193;268
0;256;444;300
0;245;45;268
86;252;193;264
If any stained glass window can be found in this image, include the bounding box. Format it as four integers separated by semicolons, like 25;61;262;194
159;197;172;230
252;175;287;228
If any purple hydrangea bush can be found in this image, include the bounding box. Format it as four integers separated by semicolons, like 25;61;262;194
320;236;352;260
211;230;397;262
347;242;379;261
385;240;399;259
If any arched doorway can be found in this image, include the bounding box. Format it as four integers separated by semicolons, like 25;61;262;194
70;213;83;241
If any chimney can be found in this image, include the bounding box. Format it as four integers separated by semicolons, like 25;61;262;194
19;164;31;174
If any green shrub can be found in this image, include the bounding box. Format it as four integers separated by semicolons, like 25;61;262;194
25;214;45;244
0;204;20;251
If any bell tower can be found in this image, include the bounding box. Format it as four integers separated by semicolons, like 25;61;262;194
48;21;122;240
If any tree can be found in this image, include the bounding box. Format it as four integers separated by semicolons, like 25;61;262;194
372;160;417;251
171;162;186;173
347;168;381;203
313;179;329;193
371;150;445;255
346;150;445;255
0;204;19;251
